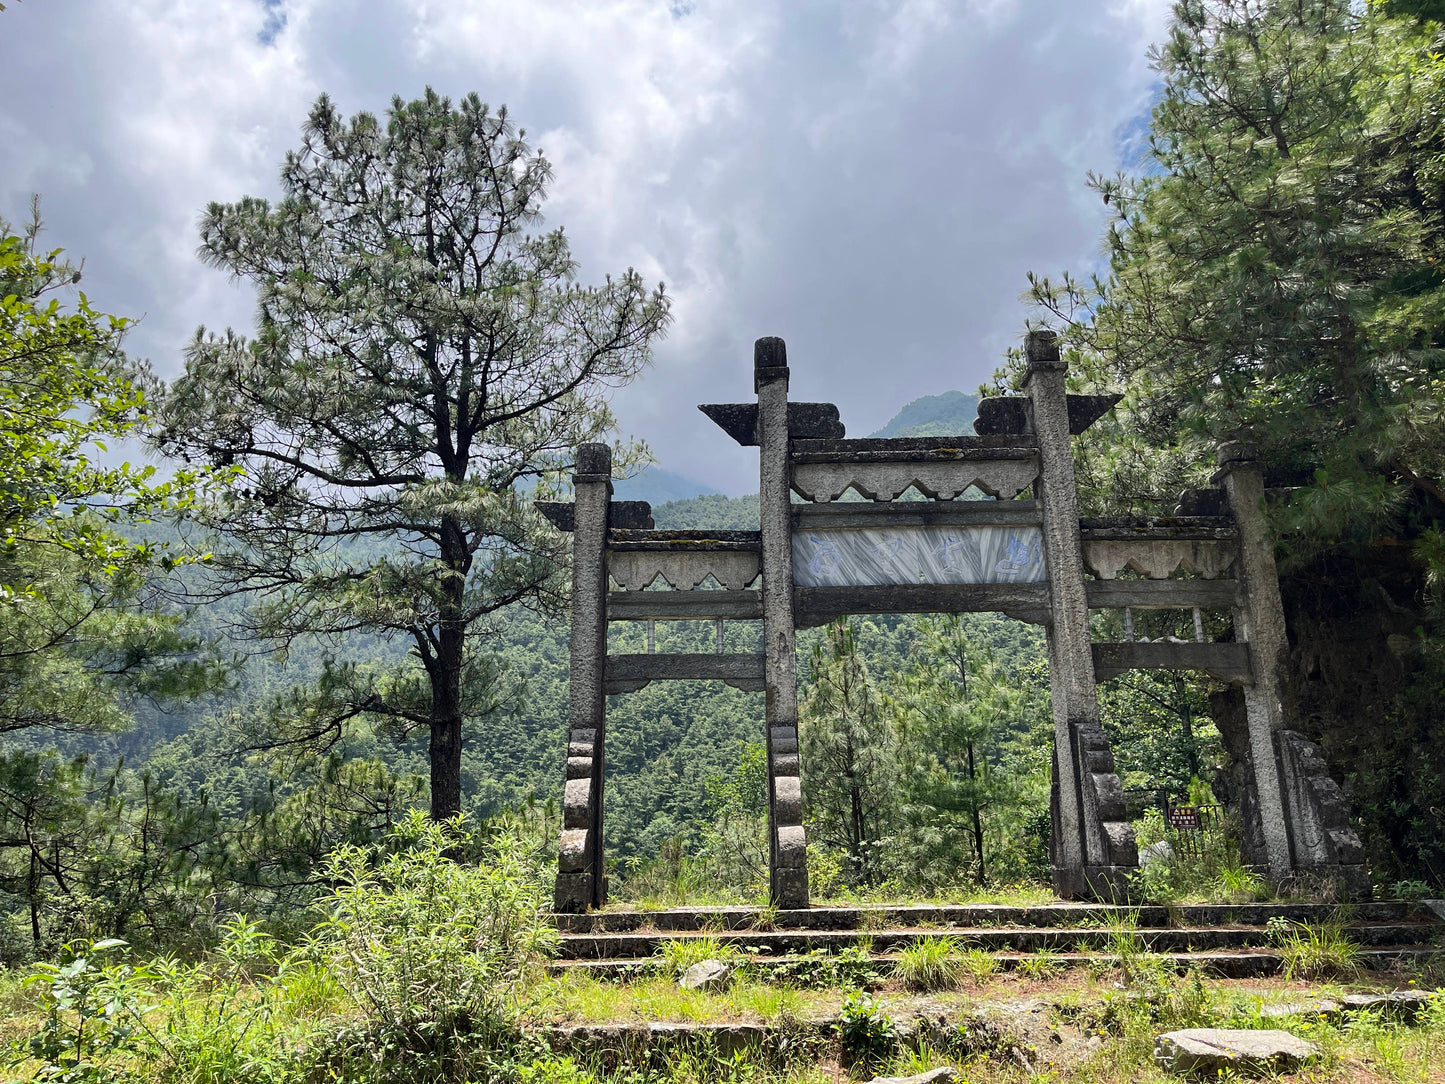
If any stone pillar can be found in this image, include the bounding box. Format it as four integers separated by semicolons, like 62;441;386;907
1023;330;1137;899
1217;443;1369;896
756;336;810;909
1217;442;1295;884
555;443;611;912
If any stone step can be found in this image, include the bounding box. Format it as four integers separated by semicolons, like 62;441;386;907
549;945;1439;982
555;900;1426;934
556;921;1440;959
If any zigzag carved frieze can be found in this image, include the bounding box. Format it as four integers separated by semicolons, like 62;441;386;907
1083;539;1237;581
790;459;1039;503
607;550;761;592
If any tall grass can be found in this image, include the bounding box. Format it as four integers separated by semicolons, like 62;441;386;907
893;937;965;991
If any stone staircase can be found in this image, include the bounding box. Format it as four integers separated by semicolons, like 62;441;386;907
552;902;1445;980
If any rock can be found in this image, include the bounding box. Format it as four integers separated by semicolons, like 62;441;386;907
1257;997;1341;1020
678;959;732;992
1341;991;1435;1022
865;1069;959;1084
1140;840;1175;868
1154;1029;1318;1076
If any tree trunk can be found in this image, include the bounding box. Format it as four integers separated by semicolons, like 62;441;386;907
1173;672;1201;783
431;511;470;819
967;742;985;885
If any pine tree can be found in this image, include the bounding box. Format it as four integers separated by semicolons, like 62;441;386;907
800;622;898;888
894;616;1026;886
1026;0;1445;555
158;90;670;818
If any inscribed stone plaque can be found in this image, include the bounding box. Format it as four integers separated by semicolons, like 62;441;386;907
791;526;1046;588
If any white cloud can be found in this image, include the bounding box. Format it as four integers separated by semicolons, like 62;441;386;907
1;0;1173;493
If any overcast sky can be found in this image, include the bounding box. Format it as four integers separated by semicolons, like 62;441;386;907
2;0;1172;495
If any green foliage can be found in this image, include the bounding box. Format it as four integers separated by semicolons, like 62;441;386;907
836;990;896;1073
156;88;670;818
800;623;898;889
15;938;151;1084
892;936;964;991
892;615;1044;887
0;207;222;744
1129;807;1263;904
1266;916;1362;980
1017;947;1062;980
312;810;556;1046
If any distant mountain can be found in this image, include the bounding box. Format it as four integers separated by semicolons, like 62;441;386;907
866;390;978;438
612;466;721;504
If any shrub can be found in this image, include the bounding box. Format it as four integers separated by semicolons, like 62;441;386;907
310;810;557;1048
837;991;896;1073
14;938;151;1084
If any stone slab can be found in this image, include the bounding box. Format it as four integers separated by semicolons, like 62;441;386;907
678;959;732;992
1154;1029;1317;1076
865;1070;958;1084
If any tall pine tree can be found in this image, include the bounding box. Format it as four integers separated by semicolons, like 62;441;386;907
159;90;670;818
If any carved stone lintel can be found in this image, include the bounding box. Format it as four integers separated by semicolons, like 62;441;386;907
608;550;761;592
603;653;765;694
1092;641;1253;684
1083;539;1238;580
790;459;1039;503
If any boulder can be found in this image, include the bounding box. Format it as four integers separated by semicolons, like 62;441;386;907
678;959;732;992
865;1069;959;1084
1154;1029;1318;1076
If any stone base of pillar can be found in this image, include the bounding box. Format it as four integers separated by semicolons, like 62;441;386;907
772;867;809;909
554;871;593;913
1275;730;1370;901
1053;864;1135;903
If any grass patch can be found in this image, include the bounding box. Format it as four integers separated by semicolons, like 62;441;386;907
1267;916;1361;981
893;937;964;991
655;935;738;978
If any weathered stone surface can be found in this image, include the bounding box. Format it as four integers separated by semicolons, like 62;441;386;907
774;775;803;824
864;1069;959;1084
1153;1029;1318;1075
565;756;592;780
563;777;593;829
697;401;845;446
604;653;765;694
678;959;733;992
1341;991;1435;1022
772;866;809;910
756;336;809;909
608;549;760;592
790;458;1039;503
776;825;807;868
1256;998;1340;1020
558;829;591;873
1083;538;1236;580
